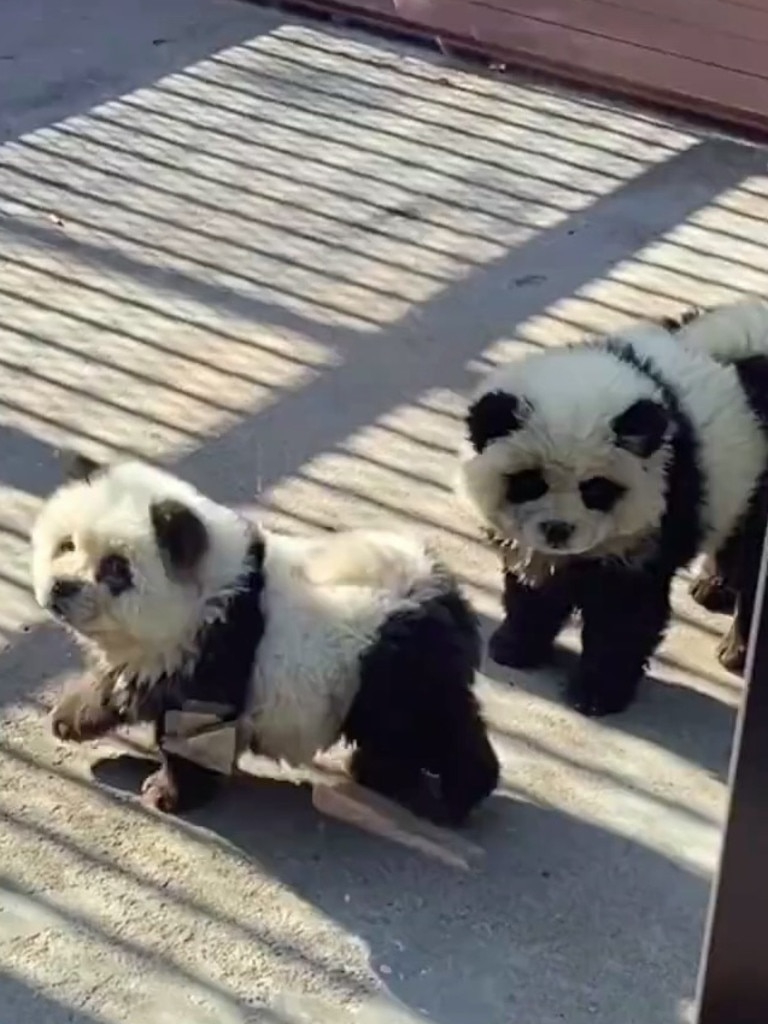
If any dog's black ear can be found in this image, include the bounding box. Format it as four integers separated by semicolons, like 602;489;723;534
151;500;209;573
60;449;103;484
612;399;671;458
467;391;523;453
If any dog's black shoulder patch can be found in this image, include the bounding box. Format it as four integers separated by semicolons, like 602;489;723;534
126;533;267;725
604;338;704;572
177;534;266;714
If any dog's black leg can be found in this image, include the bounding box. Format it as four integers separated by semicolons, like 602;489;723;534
428;691;500;827
569;568;672;717
718;487;768;675
345;589;498;824
348;745;423;806
489;569;575;670
690;560;738;615
141;715;225;813
140;750;223;814
690;527;743;615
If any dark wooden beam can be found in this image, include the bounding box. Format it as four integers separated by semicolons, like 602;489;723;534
695;525;768;1023
271;0;768;136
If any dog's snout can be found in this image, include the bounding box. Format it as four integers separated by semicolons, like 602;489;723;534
540;520;574;547
50;578;83;608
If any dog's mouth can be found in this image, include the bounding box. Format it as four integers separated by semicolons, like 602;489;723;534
484;528;573;554
530;538;597;558
48;599;108;636
483;527;603;571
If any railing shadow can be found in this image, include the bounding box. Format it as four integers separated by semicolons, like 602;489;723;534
1;740;708;1024
0;971;104;1024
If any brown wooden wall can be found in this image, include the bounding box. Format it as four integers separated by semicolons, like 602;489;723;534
287;0;768;135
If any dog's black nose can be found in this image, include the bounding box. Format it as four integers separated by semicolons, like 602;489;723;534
50;578;83;608
540;520;574;547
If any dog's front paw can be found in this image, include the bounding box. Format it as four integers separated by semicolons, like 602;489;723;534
140;767;179;813
488;623;552;670
51;688;120;742
689;574;736;615
717;627;746;675
566;672;637;718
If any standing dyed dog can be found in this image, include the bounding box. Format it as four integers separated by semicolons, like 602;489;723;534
457;307;768;715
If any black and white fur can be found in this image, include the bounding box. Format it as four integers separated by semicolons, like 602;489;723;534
457;314;768;715
32;455;499;823
673;298;768;673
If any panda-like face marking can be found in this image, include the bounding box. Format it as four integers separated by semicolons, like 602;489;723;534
578;476;627;513
46;544;135;627
460;366;673;560
506;470;628;518
502;465;630;555
31;457;214;651
37;507;206;639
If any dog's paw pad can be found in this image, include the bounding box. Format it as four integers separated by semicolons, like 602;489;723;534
140;769;179;813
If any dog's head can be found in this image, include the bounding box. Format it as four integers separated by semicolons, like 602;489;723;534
31;454;249;659
458;338;674;560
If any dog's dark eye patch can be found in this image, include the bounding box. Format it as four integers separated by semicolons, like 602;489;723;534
96;553;133;596
580;476;626;512
506;468;548;504
55;537;75;556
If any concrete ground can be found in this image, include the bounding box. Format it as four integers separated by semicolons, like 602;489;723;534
0;1;764;1021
